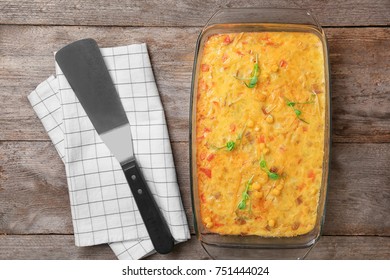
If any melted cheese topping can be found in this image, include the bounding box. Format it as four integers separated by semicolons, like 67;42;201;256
196;32;325;237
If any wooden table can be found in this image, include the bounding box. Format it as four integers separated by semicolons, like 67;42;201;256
0;0;389;260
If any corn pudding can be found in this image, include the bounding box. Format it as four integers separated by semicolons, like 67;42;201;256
196;32;325;237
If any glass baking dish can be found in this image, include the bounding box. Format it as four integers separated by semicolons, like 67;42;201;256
189;8;331;259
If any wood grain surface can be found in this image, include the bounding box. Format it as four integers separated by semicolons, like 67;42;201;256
0;0;389;260
0;0;389;27
0;235;389;260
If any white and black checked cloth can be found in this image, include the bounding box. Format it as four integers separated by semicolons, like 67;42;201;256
27;43;190;259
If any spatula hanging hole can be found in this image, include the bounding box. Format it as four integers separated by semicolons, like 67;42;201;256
131;175;136;180
138;189;143;195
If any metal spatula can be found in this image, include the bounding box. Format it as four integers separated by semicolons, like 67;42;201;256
55;38;174;254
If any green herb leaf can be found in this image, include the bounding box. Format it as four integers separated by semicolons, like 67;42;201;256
235;54;260;88
238;200;246;210
214;125;246;152
284;96;313;124
287;101;295;107
237;175;254;210
226;141;236;151
244;65;259;88
267;172;280;180
260;156;280;180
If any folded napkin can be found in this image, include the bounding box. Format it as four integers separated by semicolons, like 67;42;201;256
28;43;190;259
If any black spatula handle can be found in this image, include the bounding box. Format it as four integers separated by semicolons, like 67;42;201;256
122;159;174;254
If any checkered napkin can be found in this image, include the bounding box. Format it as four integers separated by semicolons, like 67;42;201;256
27;43;190;259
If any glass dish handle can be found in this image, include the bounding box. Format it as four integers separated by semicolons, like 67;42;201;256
201;242;319;260
204;8;322;31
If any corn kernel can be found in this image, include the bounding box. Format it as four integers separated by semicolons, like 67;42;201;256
259;143;265;149
257;94;267;102
271;64;279;72
254;126;260;132
247;119;254;128
251;182;261;191
263;148;269;155
256;145;262;156
206;221;214;228
266;114;274;124
276;184;284;191
257;172;268;184
255;191;263;199
271;188;281;196
268;219;275;227
204;217;214;228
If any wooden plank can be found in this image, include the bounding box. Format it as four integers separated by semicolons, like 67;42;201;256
0;0;389;27
1;141;389;236
0;234;389;259
324;143;390;236
0;26;196;143
0;142;73;234
0;234;209;260
307;236;390;260
327;28;390;143
1;26;389;142
0;234;117;260
0;141;193;235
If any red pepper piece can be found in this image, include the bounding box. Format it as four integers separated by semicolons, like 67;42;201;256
200;167;212;178
258;135;266;143
200;193;206;203
308;170;316;182
206;153;215;161
280;59;288;68
201;64;210;72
